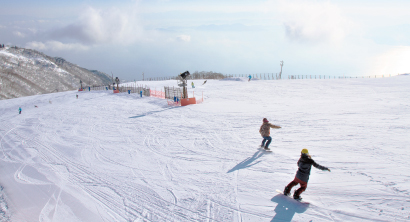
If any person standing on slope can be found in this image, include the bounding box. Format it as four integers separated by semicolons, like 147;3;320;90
248;75;252;82
283;148;330;201
259;118;281;150
19;107;22;114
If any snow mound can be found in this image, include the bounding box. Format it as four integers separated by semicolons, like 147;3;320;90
0;186;10;221
220;77;259;81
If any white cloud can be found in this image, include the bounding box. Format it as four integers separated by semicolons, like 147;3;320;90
26;41;47;50
26;41;89;51
13;31;26;38
166;35;192;43
52;5;143;45
279;0;351;44
28;28;37;34
367;46;410;76
176;35;191;42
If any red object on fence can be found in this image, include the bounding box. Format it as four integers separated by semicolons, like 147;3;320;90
181;97;196;106
113;89;120;93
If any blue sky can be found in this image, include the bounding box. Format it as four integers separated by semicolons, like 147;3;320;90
1;0;410;80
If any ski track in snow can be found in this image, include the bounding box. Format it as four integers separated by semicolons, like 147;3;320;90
0;77;410;221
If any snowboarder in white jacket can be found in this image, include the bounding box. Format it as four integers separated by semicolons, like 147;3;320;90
283;148;330;201
259;118;281;150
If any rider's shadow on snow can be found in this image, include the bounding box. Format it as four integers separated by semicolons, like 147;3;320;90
129;106;181;119
270;195;309;222
227;150;265;173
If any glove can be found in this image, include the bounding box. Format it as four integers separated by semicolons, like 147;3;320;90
327;169;331;172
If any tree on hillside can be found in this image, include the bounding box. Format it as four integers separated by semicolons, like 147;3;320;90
189;71;225;79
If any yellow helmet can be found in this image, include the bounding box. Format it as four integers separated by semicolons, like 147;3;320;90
301;148;309;154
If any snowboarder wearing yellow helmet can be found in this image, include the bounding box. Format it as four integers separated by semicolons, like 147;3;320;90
283;148;331;201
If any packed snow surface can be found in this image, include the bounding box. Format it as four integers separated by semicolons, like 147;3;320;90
0;76;409;221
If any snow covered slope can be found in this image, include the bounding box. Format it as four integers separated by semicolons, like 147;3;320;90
0;76;409;221
0;47;111;100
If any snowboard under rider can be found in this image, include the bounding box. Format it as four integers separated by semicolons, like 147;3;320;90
283;148;331;201
259;118;281;150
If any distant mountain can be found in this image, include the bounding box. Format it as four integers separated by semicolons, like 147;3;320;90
0;46;112;100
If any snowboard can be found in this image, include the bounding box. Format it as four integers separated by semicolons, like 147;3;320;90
275;189;310;204
258;146;272;152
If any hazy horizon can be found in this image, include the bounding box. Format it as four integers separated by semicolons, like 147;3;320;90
2;0;410;80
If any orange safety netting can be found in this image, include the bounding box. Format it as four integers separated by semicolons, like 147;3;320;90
149;89;165;99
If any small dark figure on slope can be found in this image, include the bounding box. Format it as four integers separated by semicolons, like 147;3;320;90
283;149;331;201
259;118;281;150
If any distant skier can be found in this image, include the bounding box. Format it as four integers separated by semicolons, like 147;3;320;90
191;82;195;88
76;94;78;99
202;80;207;85
259;118;281;150
248;75;252;82
19;107;21;114
283;148;330;201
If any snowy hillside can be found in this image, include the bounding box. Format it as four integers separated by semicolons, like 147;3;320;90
0;47;111;100
0;76;409;221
